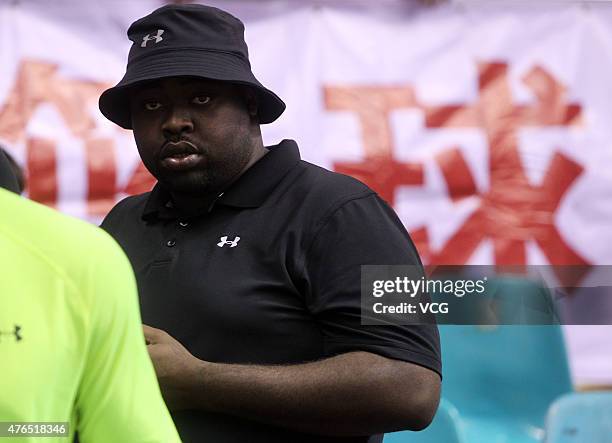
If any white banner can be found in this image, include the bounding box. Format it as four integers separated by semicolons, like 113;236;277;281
1;0;611;384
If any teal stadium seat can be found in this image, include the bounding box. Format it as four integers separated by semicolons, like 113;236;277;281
545;392;612;443
383;277;573;443
438;320;573;443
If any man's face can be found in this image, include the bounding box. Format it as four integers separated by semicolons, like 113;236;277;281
129;77;255;194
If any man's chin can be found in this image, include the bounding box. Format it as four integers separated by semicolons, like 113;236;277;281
159;172;213;195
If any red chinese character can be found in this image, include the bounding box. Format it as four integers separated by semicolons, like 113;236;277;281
325;62;589;286
324;86;424;205
0;60;155;216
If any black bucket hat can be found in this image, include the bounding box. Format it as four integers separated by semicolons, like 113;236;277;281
99;4;285;128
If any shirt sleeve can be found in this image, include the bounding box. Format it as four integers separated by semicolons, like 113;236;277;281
75;231;181;443
0;149;19;194
302;193;442;376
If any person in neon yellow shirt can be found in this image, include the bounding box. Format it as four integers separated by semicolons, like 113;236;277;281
0;187;181;442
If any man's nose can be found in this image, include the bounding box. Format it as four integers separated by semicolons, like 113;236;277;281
162;107;194;139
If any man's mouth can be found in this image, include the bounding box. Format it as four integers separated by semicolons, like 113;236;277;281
160;141;203;171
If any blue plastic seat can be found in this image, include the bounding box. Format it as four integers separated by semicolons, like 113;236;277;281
439;320;573;443
384;398;465;443
385;277;573;442
545;392;612;443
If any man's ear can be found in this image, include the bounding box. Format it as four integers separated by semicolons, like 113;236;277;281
244;88;258;118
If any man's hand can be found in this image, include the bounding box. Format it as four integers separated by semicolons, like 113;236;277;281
142;325;440;435
143;325;202;410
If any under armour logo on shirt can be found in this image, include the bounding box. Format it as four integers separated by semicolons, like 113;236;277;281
0;325;22;343
141;29;164;47
217;236;240;248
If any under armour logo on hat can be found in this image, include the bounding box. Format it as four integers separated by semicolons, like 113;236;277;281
141;29;164;47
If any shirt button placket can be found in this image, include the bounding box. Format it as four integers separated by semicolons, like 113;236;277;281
166;220;188;248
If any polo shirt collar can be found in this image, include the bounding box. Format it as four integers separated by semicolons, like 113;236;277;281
142;139;300;220
219;139;300;208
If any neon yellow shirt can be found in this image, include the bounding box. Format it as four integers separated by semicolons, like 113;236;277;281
0;189;181;442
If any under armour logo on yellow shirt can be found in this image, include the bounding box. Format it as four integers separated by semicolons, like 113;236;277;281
0;325;22;342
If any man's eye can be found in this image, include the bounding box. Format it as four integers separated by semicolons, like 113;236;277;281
192;96;211;105
144;102;162;111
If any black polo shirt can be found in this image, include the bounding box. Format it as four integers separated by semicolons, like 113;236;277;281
101;139;441;443
0;150;19;193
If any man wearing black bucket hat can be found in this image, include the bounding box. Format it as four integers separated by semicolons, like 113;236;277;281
100;4;441;443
